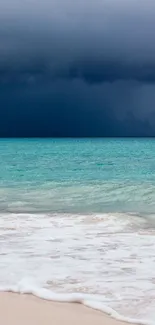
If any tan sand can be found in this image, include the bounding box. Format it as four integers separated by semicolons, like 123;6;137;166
0;292;133;325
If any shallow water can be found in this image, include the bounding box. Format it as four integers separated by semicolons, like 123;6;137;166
0;139;155;324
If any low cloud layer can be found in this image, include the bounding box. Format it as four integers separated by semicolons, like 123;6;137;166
1;0;155;136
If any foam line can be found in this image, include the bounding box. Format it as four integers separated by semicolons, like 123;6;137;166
0;284;153;325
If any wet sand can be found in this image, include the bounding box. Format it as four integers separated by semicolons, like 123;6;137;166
0;292;133;325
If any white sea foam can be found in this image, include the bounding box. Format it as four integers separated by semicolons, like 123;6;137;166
0;212;155;324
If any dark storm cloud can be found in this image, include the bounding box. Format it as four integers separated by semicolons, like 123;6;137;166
1;0;155;136
2;58;155;85
0;79;151;137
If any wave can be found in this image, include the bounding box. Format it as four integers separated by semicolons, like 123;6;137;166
0;212;154;324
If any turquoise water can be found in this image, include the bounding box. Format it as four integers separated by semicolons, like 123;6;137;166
0;138;155;214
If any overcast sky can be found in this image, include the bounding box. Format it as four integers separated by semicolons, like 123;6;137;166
1;0;155;136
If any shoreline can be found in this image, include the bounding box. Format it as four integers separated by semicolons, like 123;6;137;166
0;292;137;325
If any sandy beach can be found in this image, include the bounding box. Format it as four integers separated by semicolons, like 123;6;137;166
0;292;131;325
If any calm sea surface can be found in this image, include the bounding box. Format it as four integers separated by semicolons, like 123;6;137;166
0;138;155;324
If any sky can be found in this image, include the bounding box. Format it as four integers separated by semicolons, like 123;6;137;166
1;0;155;136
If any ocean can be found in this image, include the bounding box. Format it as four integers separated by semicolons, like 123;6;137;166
0;138;155;324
